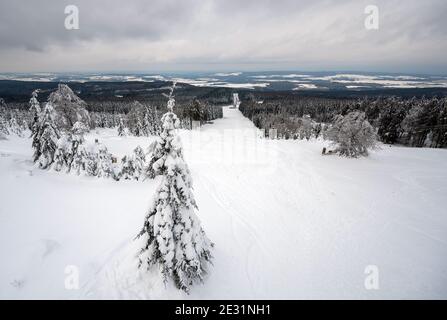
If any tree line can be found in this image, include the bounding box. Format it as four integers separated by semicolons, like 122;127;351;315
239;94;447;148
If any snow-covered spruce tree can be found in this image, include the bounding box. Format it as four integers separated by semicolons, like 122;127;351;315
326;111;378;157
144;108;166;179
34;103;61;168
127;102;160;137
142;108;151;136
85;152;99;176
96;144;115;179
117;116;126;136
136;84;213;293
81;141;111;178
132;145;146;180
9;115;24;137
0;97;6;115
71;145;88;175
29;90;41;133
72;120;89;136
29;91;42;152
127;101;145;136
52;134;73;172
120;155;136;180
0;98;9;139
0;97;6;111
145;105;161;135
144;139;162;179
52;121;89;173
71;121;89;166
0;113;9;139
299;115;313;140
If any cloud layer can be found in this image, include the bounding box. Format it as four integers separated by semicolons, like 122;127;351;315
1;0;446;73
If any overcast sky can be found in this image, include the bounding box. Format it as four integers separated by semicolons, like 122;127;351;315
0;0;446;74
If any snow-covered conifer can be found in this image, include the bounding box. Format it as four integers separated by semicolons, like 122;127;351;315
299;115;313;140
71;145;88;175
35;103;61;168
0;98;9;138
144;139;162;179
29;90;41;129
8;115;23;137
85;153;99;176
132;145;146;180
96;144;115;179
136;83;213;293
117;117;126;136
52;134;73;172
120;155;136;180
71;121;88;165
51;121;88;172
29;91;42;150
145;105;160;135
127;101;145;136
72;121;89;136
0;113;9;138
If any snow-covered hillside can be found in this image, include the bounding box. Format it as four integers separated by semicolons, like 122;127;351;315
1;107;446;299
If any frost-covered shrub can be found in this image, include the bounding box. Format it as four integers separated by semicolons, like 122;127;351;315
81;142;116;179
136;86;213;293
326;111;378;157
116;146;146;180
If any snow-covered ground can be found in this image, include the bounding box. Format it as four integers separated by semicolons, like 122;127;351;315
1;107;446;299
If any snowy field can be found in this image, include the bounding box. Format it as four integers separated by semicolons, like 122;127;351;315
1;106;446;299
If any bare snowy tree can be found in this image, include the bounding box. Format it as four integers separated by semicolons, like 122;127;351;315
48;84;90;131
326;111;378;157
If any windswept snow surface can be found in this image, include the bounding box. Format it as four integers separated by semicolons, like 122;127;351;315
1;107;447;299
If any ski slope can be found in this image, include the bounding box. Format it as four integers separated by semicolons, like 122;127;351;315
1;107;446;299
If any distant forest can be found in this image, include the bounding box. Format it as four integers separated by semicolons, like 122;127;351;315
1;80;447;148
239;92;447;148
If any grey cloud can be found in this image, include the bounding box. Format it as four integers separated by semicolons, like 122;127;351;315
0;0;446;73
0;0;201;50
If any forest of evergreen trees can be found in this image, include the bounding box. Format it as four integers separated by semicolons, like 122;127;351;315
2;81;447;149
239;94;447;148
